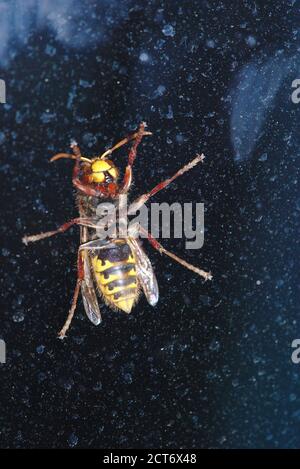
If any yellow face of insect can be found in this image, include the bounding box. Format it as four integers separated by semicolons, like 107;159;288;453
89;159;119;183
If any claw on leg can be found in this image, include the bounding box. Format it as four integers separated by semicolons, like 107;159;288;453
140;227;212;281
22;230;59;245
121;122;152;193
58;250;84;339
129;153;205;215
58;278;82;339
100;122;152;160
22;218;98;245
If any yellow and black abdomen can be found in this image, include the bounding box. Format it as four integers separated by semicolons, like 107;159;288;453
92;241;138;313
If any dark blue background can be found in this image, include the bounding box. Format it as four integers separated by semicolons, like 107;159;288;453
0;0;299;448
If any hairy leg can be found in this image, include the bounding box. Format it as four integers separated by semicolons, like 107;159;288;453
99;124;152;160
128;153;205;214
58;249;84;339
121;122;152;193
139;226;212;281
22;218;98;245
58;239;112;338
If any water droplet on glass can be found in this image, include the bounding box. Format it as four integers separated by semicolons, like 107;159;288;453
258;153;268;162
12;312;24;323
68;433;78;447
162;24;175;37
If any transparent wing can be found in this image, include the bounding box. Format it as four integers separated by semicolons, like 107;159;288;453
81;251;102;325
128;237;159;306
80;225;102;326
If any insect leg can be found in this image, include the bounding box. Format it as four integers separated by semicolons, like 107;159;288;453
66;141;111;197
99;125;152;160
58;249;84;339
71;144;103;196
128;153;205;214
58;239;111;338
22;218;98;245
79;238;112;251
50;142;102;197
139;226;212;281
121;122;152;193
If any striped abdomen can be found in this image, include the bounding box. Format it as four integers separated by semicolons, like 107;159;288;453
92;241;138;313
